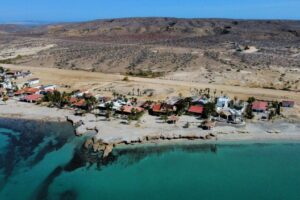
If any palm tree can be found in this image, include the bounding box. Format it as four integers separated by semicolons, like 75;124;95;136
137;88;140;96
199;89;203;96
112;91;116;99
61;92;70;107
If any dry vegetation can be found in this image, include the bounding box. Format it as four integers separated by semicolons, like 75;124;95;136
0;18;300;91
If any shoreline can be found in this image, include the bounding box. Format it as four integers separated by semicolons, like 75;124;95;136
1;100;300;157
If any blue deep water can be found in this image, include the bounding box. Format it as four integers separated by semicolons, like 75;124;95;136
0;118;300;200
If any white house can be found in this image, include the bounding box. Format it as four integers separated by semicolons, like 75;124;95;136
0;81;13;89
41;84;57;91
72;89;89;98
27;78;40;86
98;99;131;111
216;96;230;110
191;96;209;105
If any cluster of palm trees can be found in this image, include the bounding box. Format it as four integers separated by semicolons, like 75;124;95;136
112;88;143;98
43;91;71;108
190;87;224;99
43;90;97;111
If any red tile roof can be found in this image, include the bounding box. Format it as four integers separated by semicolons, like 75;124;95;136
73;99;86;107
69;97;78;104
15;90;24;95
152;104;161;112
252;101;268;111
23;94;43;102
24;87;39;94
15;87;39;95
121;105;144;113
188;105;204;114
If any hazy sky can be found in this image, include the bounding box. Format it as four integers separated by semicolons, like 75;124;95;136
0;0;299;23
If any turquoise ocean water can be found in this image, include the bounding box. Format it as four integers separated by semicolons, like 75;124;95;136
0;118;300;200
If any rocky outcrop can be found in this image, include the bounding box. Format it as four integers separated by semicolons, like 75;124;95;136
67;115;99;136
66;115;83;126
103;145;114;158
83;132;218;157
75;125;88;136
84;139;93;149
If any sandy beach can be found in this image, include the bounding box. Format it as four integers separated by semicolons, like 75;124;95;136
1;100;300;150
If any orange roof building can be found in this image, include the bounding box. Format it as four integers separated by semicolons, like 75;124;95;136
188;105;204;115
252;101;268;112
121;105;144;114
22;94;43;103
73;99;86;107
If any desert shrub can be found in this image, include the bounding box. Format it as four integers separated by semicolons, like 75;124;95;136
126;70;164;78
122;76;129;81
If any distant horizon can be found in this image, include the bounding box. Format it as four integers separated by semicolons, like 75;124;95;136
0;0;299;23
1;16;300;25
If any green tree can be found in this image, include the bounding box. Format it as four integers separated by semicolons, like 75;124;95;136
203;102;216;119
137;88;140;96
272;101;281;115
268;110;276;120
247;97;256;104
213;89;217;98
83;94;97;111
245;104;254;119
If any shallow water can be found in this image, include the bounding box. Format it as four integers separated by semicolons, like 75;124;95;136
0;118;300;200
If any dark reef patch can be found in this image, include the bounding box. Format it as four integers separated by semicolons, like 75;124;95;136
0;118;75;189
35;166;64;200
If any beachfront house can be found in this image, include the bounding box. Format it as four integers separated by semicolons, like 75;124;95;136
21;71;32;78
150;102;177;116
15;87;40;97
21;94;43;103
71;89;90;98
112;99;130;111
150;103;163;115
119;105;144;115
73;99;86;109
165;96;183;107
0;81;13;89
281;100;295;108
218;108;245;124
40;84;57;91
191;96;209;105
216;96;230;111
98;99;130;112
27;78;40;86
187;105;204;116
252;101;268;112
5;70;22;78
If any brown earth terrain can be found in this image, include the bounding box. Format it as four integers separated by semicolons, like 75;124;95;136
0;18;300;93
